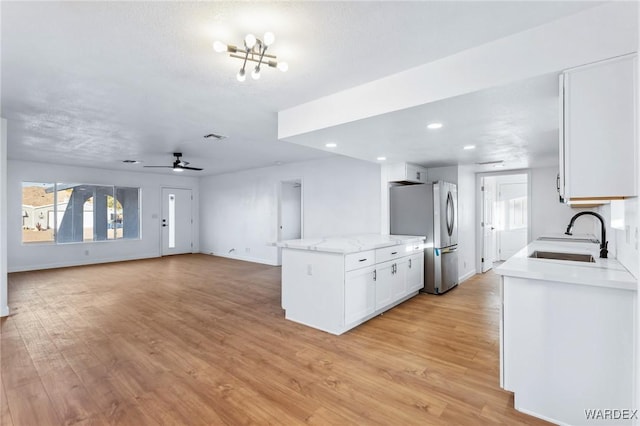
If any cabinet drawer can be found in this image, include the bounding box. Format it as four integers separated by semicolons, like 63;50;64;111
375;245;405;263
345;250;376;271
405;242;423;254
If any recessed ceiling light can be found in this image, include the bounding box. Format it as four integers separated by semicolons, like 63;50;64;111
377;156;387;161
463;145;476;150
122;160;139;164
325;143;337;148
427;122;443;130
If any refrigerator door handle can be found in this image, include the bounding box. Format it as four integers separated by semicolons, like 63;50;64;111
446;191;455;237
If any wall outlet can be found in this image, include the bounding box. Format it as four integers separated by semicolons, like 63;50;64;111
84;250;89;256
245;247;250;253
307;264;312;276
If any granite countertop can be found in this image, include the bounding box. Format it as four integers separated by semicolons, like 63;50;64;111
276;234;425;254
495;235;636;291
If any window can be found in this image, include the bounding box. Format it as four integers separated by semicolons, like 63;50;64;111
22;182;140;244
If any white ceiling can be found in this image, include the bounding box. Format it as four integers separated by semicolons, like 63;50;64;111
282;72;561;172
1;1;601;176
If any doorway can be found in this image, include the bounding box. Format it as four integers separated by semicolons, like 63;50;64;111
477;172;530;272
277;179;303;265
161;187;193;256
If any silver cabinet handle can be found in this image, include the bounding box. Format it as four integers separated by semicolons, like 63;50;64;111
409;259;412;268
373;270;376;281
391;251;398;255
359;258;367;262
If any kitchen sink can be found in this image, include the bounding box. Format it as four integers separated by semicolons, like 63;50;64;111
529;251;595;263
537;236;600;243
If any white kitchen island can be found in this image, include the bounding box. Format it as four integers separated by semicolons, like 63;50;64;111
277;234;425;335
495;237;637;426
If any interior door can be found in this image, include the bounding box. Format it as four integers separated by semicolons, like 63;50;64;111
497;182;528;260
161;188;193;256
482;178;496;273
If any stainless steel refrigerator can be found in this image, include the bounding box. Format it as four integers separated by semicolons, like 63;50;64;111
390;181;458;294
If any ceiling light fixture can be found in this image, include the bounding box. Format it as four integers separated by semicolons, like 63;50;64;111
214;32;288;82
325;143;337;148
427;122;443;130
463;145;476;150
377;156;387;161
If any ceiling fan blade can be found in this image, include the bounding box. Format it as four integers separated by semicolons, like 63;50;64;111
180;166;203;171
143;165;173;168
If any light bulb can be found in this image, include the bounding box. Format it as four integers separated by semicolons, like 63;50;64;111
251;67;261;80
277;61;289;72
173;167;184;172
263;32;275;46
237;68;246;82
213;41;227;53
245;33;256;49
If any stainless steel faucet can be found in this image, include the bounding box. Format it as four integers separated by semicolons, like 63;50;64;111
565;211;608;258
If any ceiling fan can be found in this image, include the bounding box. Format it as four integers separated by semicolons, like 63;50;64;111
144;152;203;172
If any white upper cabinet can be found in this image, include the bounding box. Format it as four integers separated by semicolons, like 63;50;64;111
559;54;637;203
388;163;427;184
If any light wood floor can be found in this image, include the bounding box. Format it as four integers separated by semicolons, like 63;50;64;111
1;254;550;425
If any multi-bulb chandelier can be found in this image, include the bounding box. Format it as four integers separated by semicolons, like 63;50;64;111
213;32;288;82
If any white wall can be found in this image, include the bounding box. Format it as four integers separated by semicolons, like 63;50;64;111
427;166;458;185
0;120;8;316
457;165;476;282
530;166;597;240
7;160;200;272
199;156;381;265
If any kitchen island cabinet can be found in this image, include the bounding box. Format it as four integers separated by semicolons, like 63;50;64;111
277;234;424;335
496;239;636;425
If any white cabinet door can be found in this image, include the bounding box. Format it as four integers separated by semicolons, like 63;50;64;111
375;260;395;309
405;164;427;184
344;265;377;325
406;253;424;293
392;257;408;301
388;163;427;184
561;54;637;201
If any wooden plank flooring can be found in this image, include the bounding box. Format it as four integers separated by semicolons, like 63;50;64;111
1;254;550;425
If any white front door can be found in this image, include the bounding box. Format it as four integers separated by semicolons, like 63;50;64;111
161;188;192;256
482;178;496;273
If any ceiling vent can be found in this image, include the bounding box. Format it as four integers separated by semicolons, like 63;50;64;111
476;160;504;165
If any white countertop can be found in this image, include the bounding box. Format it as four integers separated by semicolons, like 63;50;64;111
276;234;425;254
495;235;637;291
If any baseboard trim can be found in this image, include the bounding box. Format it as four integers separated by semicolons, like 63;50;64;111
202;250;279;266
8;252;160;273
0;306;9;318
459;270;476;284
